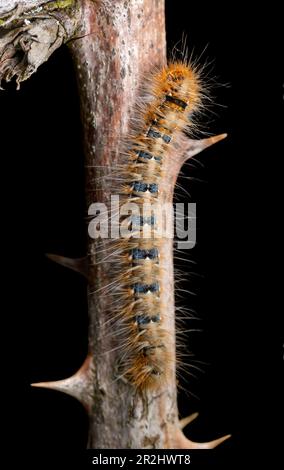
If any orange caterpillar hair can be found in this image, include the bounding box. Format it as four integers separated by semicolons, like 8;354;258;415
108;62;202;391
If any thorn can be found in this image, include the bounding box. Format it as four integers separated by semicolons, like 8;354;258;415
182;133;227;164
172;427;231;449
31;354;94;411
185;434;232;449
46;254;89;279
179;412;199;429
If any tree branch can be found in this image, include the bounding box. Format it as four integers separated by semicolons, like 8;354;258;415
2;0;230;449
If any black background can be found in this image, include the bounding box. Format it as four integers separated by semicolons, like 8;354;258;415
1;0;283;465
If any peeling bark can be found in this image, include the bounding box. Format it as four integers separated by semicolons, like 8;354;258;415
0;2;50;17
0;1;75;18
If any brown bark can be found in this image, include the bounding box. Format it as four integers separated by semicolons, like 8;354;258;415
1;0;230;449
70;0;177;449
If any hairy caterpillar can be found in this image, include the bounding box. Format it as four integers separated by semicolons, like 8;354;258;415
102;62;203;390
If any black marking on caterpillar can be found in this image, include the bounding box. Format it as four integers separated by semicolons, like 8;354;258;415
131;248;159;260
133;283;160;295
131;215;157;226
131;182;159;194
165;94;188;109
136;150;162;162
135;314;161;326
147;128;172;143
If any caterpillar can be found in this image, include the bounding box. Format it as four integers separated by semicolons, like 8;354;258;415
105;62;202;391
